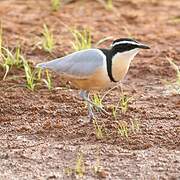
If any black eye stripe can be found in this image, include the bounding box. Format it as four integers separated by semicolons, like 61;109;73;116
113;43;138;52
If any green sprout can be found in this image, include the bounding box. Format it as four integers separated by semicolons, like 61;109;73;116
71;27;112;51
93;156;101;175
97;0;113;11
93;150;105;177
112;106;117;119
166;57;180;94
0;24;23;80
106;0;113;10
64;167;73;177
1;46;23;80
42;24;55;53
64;152;85;178
14;46;21;66
22;57;38;91
119;94;132;113
51;0;61;11
42;69;53;90
167;57;180;84
93;119;104;140
168;15;180;24
36;67;54;91
117;121;129;138
36;67;42;81
75;153;85;177
71;28;92;51
117;119;141;138
112;99;120;119
93;94;103;109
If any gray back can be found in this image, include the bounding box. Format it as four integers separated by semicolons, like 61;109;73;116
44;49;106;77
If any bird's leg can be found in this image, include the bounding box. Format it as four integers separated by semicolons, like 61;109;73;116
87;92;95;119
87;101;95;120
80;90;110;117
80;90;95;120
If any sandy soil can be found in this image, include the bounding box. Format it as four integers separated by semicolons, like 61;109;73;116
0;0;180;179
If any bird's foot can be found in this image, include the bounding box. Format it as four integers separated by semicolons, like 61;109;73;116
80;90;110;120
93;104;110;116
88;111;96;122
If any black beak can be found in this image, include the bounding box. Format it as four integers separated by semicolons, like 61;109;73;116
138;43;150;49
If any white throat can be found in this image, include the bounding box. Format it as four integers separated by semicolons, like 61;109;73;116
111;48;139;81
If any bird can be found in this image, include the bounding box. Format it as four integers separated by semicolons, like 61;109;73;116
36;38;150;120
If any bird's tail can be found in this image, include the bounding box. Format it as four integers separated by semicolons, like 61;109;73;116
35;58;63;72
36;62;47;69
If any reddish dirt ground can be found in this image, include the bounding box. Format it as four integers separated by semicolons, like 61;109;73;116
0;0;180;179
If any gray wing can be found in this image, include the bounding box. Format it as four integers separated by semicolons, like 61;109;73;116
36;49;106;78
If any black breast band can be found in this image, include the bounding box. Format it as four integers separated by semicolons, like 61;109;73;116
99;49;118;83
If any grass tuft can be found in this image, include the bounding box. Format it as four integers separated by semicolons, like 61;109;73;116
167;57;180;84
166;57;180;94
42;69;53;90
0;24;24;80
71;27;112;51
75;153;85;177
112;101;119;119
1;46;23;80
93;94;103;109
117;121;129;138
97;0;113;11
42;24;55;53
117;119;141;138
119;94;132;114
93;150;106;177
51;0;61;11
106;0;113;10
168;15;180;24
64;152;85;178
71;28;91;51
22;60;53;91
22;57;37;91
93;119;104;140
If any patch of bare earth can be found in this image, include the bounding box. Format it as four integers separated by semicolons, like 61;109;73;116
0;0;179;179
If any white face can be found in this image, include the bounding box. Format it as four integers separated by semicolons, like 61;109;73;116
111;48;140;82
118;48;140;62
